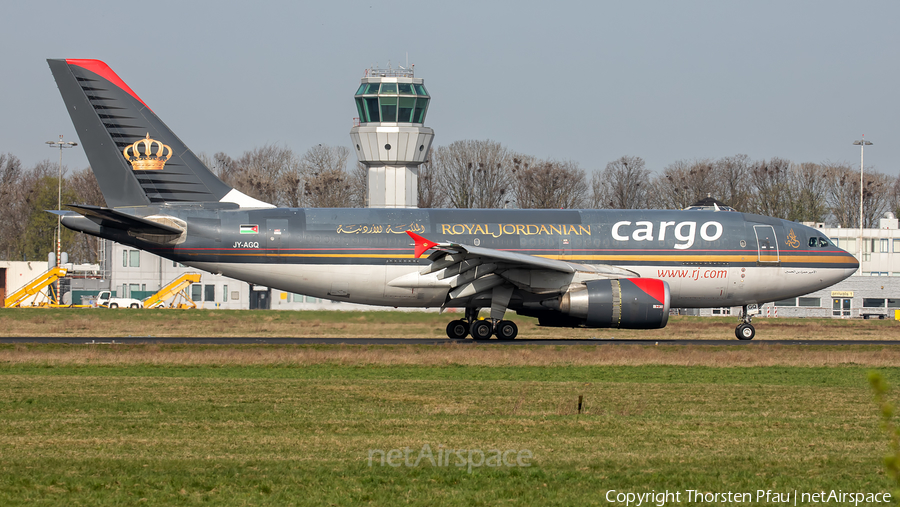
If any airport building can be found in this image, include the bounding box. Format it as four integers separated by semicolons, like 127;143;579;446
0;261;67;307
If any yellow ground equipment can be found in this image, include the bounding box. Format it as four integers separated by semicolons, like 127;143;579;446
4;267;68;308
143;273;201;308
97;273;202;309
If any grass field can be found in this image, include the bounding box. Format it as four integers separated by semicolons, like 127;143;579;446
2;308;900;340
1;341;899;505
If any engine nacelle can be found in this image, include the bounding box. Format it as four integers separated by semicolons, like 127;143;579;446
558;278;670;329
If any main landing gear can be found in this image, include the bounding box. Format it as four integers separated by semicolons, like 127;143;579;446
445;307;519;340
735;304;756;340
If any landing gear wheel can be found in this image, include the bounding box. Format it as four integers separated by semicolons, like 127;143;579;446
735;323;755;341
471;320;493;340
446;320;469;339
496;320;518;340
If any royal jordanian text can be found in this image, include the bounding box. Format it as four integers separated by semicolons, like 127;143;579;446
440;223;591;237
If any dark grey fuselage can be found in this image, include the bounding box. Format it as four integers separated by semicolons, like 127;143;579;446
64;206;858;310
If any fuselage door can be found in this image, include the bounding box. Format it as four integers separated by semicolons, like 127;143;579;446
267;219;289;259
754;225;779;263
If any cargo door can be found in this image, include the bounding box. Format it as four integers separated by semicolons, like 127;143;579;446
266;219;289;260
754;225;780;263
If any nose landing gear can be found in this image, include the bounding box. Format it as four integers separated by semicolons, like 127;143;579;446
735;304;756;340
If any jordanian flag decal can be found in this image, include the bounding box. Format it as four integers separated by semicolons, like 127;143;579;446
240;224;259;234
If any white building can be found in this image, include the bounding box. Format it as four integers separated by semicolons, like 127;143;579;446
108;241;250;309
0;260;54;306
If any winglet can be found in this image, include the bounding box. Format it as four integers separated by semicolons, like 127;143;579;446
407;231;439;258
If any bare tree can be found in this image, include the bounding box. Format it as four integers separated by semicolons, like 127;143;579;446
890;174;900;221
825;162;859;228
590;156;651;209
822;162;890;228
304;170;355;207
0;153;24;260
68;167;105;207
6;161;65;261
417;152;446;208
433;140;512;208
205;152;238;184
299;145;352;207
66;167;106;263
352;161;369;208
862;171;892;228
712;154;753;211
652;159;716;209
749;158;795;219
220;145;296;206
786;162;829;223
510;157;586;209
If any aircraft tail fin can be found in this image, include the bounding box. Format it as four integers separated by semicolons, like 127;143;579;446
47;59;269;209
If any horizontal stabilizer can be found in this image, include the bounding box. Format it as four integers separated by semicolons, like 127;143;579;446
66;204;183;235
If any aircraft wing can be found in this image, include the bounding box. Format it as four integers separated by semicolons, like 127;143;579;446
400;231;637;300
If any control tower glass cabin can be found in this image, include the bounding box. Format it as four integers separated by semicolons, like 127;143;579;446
350;67;434;208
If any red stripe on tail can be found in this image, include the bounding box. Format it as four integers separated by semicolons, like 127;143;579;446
66;59;151;111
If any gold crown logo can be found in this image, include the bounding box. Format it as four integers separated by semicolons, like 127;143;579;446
123;133;172;171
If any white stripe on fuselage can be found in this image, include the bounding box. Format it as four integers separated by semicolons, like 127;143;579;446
187;261;855;309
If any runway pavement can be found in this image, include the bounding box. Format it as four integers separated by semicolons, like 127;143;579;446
2;336;900;346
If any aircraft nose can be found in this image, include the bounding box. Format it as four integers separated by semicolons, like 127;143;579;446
842;247;860;271
832;248;860;281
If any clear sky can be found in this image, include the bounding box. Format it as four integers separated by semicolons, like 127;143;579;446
4;1;899;178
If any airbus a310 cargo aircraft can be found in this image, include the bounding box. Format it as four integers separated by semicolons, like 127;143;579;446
47;59;859;340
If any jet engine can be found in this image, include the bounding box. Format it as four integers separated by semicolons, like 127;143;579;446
557;278;670;329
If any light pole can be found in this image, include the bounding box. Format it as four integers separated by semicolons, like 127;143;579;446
853;137;872;262
45;135;77;303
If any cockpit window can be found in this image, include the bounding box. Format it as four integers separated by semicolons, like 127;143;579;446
808;236;832;248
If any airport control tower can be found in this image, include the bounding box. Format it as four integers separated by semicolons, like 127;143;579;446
350;65;433;208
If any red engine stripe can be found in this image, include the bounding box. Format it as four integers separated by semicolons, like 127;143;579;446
629;278;666;305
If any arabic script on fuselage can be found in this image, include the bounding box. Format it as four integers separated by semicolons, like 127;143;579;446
337;223;426;234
